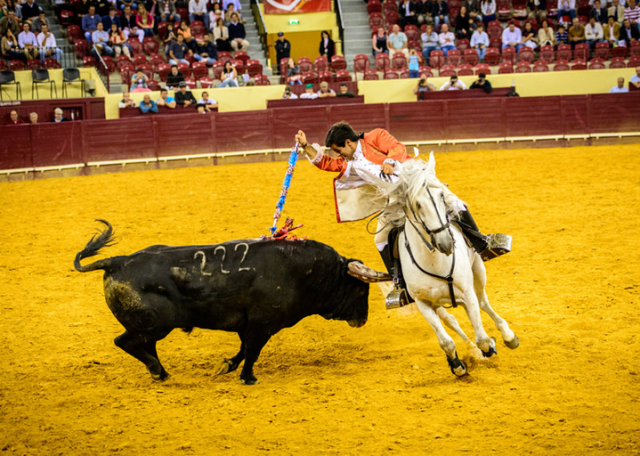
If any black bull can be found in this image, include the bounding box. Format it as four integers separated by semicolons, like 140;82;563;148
74;220;389;385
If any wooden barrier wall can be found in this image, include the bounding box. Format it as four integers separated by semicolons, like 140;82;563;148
1;92;639;175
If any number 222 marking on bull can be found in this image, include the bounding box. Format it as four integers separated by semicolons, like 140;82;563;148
194;243;251;276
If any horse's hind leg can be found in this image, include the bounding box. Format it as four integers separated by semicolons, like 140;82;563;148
436;307;484;360
416;301;467;376
472;258;519;349
115;330;170;381
460;291;495;357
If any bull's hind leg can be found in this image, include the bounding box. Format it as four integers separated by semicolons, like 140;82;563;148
216;335;246;375
416;300;467;377
114;331;170;381
471;258;519;349
239;327;272;385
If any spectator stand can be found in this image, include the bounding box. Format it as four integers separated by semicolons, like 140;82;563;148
0;68;107;101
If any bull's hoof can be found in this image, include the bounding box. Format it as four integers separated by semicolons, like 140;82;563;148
504;334;520;350
481;345;497;358
215;359;233;375
241;377;260;386
446;355;468;377
151;371;170;382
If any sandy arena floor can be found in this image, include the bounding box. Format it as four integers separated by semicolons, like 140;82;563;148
0;144;639;455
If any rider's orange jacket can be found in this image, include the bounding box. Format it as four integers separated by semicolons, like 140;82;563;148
313;128;411;179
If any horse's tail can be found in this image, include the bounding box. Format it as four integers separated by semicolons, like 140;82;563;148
74;219;118;273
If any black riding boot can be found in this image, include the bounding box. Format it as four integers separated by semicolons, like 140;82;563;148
379;245;413;309
457;210;512;261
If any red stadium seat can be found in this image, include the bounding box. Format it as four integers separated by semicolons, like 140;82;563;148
463;48;478;66
190;20;205;36
489;37;502;49
246;59;263;76
212;61;225;80
60;9;74;26
515;62;531;72
398;68;410;78
150;54;166;71
502;47;517;64
554;62;570;71
383;1;397;15
557;44;572;61
157;63;172;81
136;62;153;79
385;11;399;27
384;69;399;79
518;47;535;63
404;24;419;41
279;57;289;82
82;56;96;68
44;58;61;69
302;71;318;84
497;0;511;19
147;80;161;91
369;13;383;30
157;22;168;40
627;55;640;67
234;51;250;65
184;77;196;89
367;0;382;14
191;61;208;79
446;49;462;66
117;54;133;69
199;76;214;88
74;40;89;58
67;24;83;43
458;64;474;75
26;59;41;70
456;39;470;52
335;70;352;82
354;54;370;73
391;52;407;69
143;37;159;55
533;61;549;71
487;21;502;40
318;70;334;83
630;40;640;57
218;51;232;62
594;42;610;60
612;46;628;58
588;61;605;70
253;74;271;85
375;53;390;71
429;50;445;69
484;47;500;65
314;56;329;72
120;67;133;84
298;57;313;73
127;38;143;55
331;55;347;71
177;61;191;78
408;39;422;52
498;62;513;73
540;45;555;63
571;59;587;70
133;54;149;66
363;69;379;80
419;65;433;77
439;64;456;76
232;59;245;75
475;63;490;74
573;43;589;60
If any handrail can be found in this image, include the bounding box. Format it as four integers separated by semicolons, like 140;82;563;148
251;0;269;62
334;0;345;49
92;44;111;92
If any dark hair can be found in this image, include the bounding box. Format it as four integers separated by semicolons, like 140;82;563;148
478;72;486;78
224;60;233;71
161;88;167;93
325;122;359;148
339;82;347;87
321;30;329;38
135;67;143;72
608;15;616;20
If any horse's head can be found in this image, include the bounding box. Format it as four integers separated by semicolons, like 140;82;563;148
381;156;454;256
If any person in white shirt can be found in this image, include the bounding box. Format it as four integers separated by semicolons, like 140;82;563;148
558;0;576;20
17;22;38;60
37;24;62;63
299;84;318;99
501;21;522;50
91;21;113;56
283;86;298;99
470;23;489;60
609;77;629;92
438;23;456;56
630;66;640;89
197;91;218;111
481;0;497;27
223;0;242;13
440;75;468;90
585;16;604;47
188;0;208;29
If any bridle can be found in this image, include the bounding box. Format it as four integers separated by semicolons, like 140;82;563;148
403;184;458;308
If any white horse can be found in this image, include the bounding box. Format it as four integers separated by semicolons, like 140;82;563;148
379;155;519;376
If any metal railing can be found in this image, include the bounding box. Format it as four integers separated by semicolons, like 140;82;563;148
334;0;345;49
251;0;269;61
92;44;110;92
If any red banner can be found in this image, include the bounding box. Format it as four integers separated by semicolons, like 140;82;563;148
264;0;331;14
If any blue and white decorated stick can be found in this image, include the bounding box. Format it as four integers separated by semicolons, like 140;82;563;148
270;141;300;235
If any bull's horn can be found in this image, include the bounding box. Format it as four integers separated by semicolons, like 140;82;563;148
347;262;392;283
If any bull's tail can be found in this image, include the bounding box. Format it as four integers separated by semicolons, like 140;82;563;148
74;219;118;273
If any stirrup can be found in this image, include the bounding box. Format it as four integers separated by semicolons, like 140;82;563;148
386;286;411;310
480;234;513;262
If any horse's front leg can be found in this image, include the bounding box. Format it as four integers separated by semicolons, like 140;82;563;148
436;307;484;360
461;291;495;357
416;300;468;377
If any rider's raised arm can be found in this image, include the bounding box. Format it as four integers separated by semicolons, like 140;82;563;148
366;128;408;162
295;130;347;174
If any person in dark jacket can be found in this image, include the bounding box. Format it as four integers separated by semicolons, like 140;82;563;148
166;64;185;90
398;0;417;28
432;0;449;27
174;81;196;107
469;72;492;93
274;31;290;71
318;30;334;62
228;12;249;51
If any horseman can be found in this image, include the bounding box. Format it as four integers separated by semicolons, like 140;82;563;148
295;122;511;305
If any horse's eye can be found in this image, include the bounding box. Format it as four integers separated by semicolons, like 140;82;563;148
416;203;421;210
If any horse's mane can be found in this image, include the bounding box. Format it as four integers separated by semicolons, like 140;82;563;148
379;155;459;226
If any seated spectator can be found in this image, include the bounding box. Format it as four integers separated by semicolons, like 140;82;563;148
175;80;196;106
421;23;439;65
609;76;629;92
130;68;149;91
195;33;217;65
389;25;409;58
82;5;101;44
52;107;69;122
108;23;131;57
168;33;192;64
300;83;318;99
432;0;450;28
481;0;496;28
20;0;40;23
163;21;177;54
526;0;547;22
439;74;467;90
31;11;49;33
317;81;336;98
157;88;176;108
197;90;217;110
166;64;185;89
120;0;137;11
521;21;538;48
591;0;607;22
228;12;249;52
556;23;569;44
439;23;456;56
470;72;492;93
224;3;242;24
0;10;20;37
416;0;433;24
135;4;154;37
464;0;482;21
208;3;223;31
118;91;137;108
603;15;620;45
502;21;522;50
470;23;489;60
224;0;242;16
408;48;420;77
189;0;208;30
76;0;94;22
6;109;24;125
585;16;604;47
372;26;389;56
177;20;197;52
121;6;144;42
140;94;158;113
101;7;121;31
558;0;576;21
630;66;640;89
1;29;23;61
18;22;39;60
285;57;302;85
37;24;63;64
620;18;640;44
336;82;355;97
156;0;181;25
608;0;625;23
414;75;437;99
29;112;38;124
568;17;586;48
455;6;473;39
196;103;207;113
91;21;113;57
213;17;230;52
218;60;238;87
538;20;556;46
282;85;298;99
399;0;417;29
625;0;640;34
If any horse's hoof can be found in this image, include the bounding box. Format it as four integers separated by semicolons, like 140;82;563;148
241;377;260;386
447;355;468;377
215;359;232;375
504;334;520;350
481;345;497;358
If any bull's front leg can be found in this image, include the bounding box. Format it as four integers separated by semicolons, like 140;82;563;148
239;329;272;385
216;335;245;375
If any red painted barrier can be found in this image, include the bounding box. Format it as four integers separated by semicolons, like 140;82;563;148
1;92;639;173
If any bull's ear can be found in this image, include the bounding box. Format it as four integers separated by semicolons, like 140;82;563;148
347;261;392;283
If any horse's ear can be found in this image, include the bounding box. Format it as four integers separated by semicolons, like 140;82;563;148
427;151;436;175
